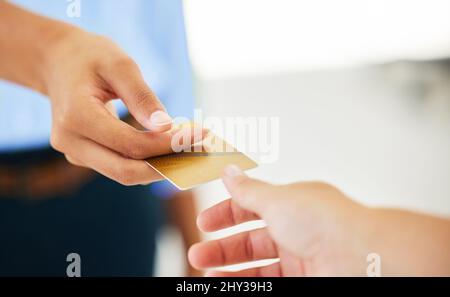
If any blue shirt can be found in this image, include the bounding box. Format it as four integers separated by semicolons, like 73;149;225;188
0;0;194;197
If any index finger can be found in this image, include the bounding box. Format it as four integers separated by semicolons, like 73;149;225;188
197;198;260;232
65;99;204;159
99;56;172;132
188;228;278;269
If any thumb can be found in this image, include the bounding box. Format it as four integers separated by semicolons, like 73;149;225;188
222;164;274;217
102;58;173;132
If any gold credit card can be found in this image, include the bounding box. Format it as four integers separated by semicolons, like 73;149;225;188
145;131;257;190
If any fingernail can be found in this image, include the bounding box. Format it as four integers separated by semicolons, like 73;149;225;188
224;164;244;178
150;110;172;126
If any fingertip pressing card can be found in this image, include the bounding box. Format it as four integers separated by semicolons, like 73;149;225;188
145;125;257;190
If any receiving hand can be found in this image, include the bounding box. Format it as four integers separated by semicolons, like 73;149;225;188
189;165;369;276
189;165;450;276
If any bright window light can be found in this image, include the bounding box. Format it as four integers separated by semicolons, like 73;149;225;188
184;0;450;79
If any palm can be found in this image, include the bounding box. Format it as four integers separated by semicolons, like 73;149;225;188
189;198;312;277
189;197;359;276
271;247;305;277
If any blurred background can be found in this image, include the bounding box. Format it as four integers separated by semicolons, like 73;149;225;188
155;0;450;276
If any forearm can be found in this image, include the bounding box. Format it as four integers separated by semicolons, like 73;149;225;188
0;1;74;94
366;208;450;276
166;190;202;275
166;190;201;249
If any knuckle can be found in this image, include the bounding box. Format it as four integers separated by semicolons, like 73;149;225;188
294;181;335;192
64;155;79;166
239;177;254;189
234;178;253;198
133;87;155;109
55;106;77;130
111;56;137;72
115;177;134;186
96;35;116;46
100;55;137;78
311;181;334;190
112;163;139;186
123;140;148;159
50;130;65;152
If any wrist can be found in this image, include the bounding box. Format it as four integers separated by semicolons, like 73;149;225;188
36;22;81;95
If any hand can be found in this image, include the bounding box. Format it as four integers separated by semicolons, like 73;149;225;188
0;2;205;186
189;165;450;276
43;28;203;185
189;165;368;276
187;267;204;277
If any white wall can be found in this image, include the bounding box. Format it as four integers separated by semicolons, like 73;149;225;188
157;0;450;275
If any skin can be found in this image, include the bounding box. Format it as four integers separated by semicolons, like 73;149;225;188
166;190;203;277
0;1;205;185
189;165;450;276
